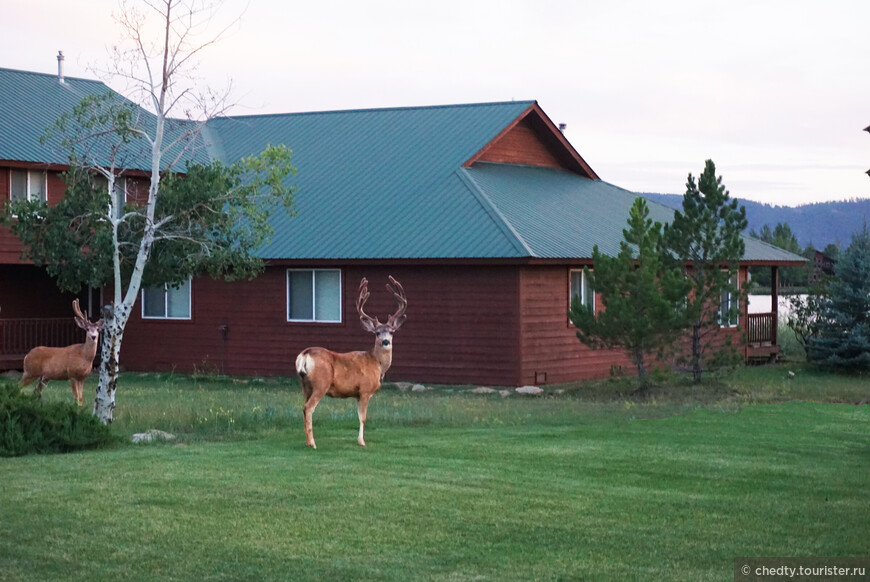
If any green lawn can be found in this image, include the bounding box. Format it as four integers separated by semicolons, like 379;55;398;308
1;366;868;581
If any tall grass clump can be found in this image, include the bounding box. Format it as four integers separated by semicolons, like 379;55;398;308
0;380;114;456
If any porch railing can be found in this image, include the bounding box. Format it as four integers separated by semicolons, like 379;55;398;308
0;318;81;356
747;312;776;345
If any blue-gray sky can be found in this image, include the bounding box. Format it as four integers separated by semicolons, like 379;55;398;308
4;0;869;206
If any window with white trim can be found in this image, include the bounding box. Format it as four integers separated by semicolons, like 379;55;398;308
142;279;192;319
569;269;595;312
287;269;342;322
719;273;739;328
113;177;127;218
9;170;47;202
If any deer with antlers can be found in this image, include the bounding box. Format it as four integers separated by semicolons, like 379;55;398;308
19;299;104;406
295;276;407;449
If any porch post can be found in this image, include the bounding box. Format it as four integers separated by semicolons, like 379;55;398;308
771;266;779;346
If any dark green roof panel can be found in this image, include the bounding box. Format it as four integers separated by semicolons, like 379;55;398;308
206;102;536;259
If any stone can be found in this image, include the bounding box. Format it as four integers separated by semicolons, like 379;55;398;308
411;384;428;392
132;429;176;444
499;390;512;398
515;385;544;395
471;387;497;394
394;382;413;392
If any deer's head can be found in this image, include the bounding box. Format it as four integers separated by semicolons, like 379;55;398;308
357;276;407;350
73;299;104;344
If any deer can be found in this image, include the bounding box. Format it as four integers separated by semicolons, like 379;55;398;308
19;299;104;406
295;276;407;449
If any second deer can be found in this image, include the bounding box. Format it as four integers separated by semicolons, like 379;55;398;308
295;276;407;449
19;299;104;406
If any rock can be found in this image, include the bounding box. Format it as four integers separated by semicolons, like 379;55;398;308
1;370;22;380
132;429;176;444
394;382;413;392
787;370;795;379
411;384;428;392
516;385;544;395
471;387;497;394
499;390;512;398
554;389;565;395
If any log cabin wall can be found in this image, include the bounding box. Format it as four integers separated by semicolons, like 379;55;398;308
120;264;523;386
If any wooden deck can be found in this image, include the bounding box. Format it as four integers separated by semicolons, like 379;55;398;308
0;318;81;371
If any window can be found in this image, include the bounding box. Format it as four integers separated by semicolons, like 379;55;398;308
9;170;47;202
113;178;126;218
287;269;341;322
719;273;739;328
142;279;192;319
569;269;595;312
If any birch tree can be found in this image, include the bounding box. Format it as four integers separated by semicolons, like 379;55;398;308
4;0;296;423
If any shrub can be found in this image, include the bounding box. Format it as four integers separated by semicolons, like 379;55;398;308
0;381;114;457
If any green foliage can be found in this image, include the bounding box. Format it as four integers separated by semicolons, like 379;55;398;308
806;228;870;369
749;222;807;288
663;159;748;382
570;198;690;389
0;381;113;456
2;146;296;293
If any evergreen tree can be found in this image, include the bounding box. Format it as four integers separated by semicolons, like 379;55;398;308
806;229;870;369
570;198;690;389
663;160;748;382
749;222;805;288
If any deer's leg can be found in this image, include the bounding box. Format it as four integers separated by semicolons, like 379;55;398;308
34;378;47;399
19;372;34;388
71;379;83;407
303;390;325;449
357;393;372;447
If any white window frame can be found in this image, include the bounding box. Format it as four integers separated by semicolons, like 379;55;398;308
569;268;595;313
141;279;193;320
9;169;47;202
719;272;740;328
286;268;343;323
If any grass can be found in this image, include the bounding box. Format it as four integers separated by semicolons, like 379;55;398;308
1;366;868;581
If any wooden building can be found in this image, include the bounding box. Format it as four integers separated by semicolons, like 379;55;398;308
0;65;805;385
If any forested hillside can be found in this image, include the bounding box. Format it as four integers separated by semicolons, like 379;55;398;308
641;194;870;249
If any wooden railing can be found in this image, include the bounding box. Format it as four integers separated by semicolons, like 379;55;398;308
747;313;776;345
0;318;81;355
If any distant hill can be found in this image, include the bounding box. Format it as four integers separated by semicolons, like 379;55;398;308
640;193;870;250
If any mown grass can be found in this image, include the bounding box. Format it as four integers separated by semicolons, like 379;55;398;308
1;365;868;581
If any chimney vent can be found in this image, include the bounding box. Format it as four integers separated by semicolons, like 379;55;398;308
558;123;567;133
57;51;65;84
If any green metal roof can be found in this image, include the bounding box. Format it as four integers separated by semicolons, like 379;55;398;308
205;101;536;259
0;67;206;171
464;162;806;263
0;66;805;264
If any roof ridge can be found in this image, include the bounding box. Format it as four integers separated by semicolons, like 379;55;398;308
212;99;536;122
0;66;107;85
456;167;535;258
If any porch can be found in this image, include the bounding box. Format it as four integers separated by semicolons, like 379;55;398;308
745;266;781;363
0;318;81;371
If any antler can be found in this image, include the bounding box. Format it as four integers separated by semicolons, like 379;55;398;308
72;299;89;326
72;298;104;330
386;276;407;331
357;278;380;332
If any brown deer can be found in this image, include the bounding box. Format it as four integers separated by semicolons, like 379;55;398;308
295;276;407;449
20;299;104;406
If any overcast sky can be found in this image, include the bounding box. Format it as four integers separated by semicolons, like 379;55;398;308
3;0;869;206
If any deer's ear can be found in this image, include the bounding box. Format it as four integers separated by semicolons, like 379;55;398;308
360;315;378;333
94;319;105;331
389;314;406;332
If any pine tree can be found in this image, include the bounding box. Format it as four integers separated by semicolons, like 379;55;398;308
806;228;870;369
663;160;748;382
570;198;690;389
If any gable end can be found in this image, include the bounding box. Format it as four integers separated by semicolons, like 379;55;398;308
463;103;599;180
